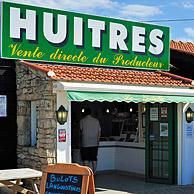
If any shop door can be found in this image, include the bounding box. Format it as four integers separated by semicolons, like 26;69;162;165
146;103;177;184
0;60;17;169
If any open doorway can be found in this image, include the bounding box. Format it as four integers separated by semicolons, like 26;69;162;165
71;101;146;176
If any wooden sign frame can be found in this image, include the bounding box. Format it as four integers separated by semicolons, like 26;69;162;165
40;163;95;194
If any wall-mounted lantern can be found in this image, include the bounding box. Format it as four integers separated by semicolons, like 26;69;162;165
56;105;68;125
185;107;194;123
142;104;146;113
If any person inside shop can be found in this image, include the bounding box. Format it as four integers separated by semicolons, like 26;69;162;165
79;107;101;175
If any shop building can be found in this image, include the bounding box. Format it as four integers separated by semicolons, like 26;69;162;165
16;60;194;185
1;1;194;186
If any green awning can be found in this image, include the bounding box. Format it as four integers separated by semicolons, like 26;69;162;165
67;91;194;103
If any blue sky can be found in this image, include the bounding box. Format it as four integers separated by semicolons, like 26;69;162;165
7;0;194;43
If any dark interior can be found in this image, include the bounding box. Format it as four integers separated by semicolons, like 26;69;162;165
0;59;17;169
71;101;139;149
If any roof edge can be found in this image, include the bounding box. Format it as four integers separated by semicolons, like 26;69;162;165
157;70;194;84
17;60;194;87
19;60;50;74
171;48;194;56
170;40;194;55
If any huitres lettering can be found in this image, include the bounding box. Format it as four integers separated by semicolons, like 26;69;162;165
10;7;164;56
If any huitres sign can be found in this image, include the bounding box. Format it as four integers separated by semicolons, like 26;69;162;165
1;2;170;70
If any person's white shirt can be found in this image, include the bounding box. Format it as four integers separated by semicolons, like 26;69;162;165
80;115;101;147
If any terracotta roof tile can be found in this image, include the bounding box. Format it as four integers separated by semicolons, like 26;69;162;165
170;40;194;55
20;61;194;88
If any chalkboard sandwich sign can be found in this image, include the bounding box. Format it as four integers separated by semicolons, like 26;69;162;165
40;163;95;194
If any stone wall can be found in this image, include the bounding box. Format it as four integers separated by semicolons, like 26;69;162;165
16;63;57;170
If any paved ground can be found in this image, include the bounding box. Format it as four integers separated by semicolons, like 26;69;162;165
95;186;194;194
95;172;194;194
1;172;194;194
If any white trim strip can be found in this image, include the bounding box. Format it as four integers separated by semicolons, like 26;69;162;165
53;82;194;97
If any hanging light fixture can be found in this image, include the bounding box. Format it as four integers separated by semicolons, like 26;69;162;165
185;107;194;123
56;105;68;125
106;108;110;113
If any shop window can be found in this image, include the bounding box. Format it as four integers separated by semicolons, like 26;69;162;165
31;101;37;146
71;101;145;147
110;105;139;142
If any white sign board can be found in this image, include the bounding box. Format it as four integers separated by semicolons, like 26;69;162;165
0;95;7;117
150;107;158;121
160;123;168;137
161;107;168;118
186;125;193;138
